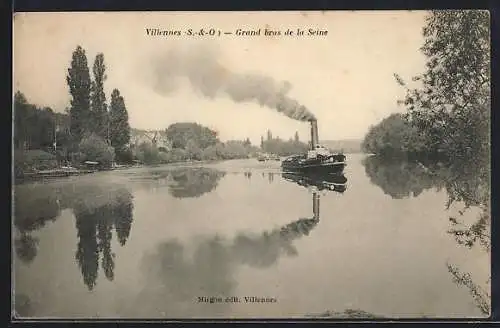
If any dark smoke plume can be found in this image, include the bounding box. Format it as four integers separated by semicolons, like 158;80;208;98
147;45;316;122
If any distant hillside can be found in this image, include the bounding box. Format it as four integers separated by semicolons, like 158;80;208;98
320;139;363;153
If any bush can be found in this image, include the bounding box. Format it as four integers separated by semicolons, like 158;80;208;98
115;148;134;164
134;142;162;165
14;150;58;176
78;133;115;168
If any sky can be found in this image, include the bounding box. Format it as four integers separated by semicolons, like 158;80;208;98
13;11;428;145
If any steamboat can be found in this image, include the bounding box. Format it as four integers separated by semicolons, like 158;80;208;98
281;119;346;174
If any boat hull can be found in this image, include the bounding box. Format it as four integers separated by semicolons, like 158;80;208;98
282;161;346;175
282;153;347;175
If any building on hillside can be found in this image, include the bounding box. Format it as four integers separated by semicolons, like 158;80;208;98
129;130;172;151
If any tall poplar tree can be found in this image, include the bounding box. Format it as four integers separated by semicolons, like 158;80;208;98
90;53;108;140
67;46;92;142
109;89;131;154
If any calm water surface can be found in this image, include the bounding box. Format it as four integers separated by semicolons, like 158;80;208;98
13;154;490;318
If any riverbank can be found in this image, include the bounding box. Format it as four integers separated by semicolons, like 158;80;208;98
13;159;228;184
15;168;97;184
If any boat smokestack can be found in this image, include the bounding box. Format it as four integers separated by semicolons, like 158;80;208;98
309;119;319;150
313;193;320;220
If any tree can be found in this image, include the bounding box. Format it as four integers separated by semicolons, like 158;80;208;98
109;89;131;154
294;131;300;143
14;91;29;150
185;139;202;160
395;10;490;162
90;53;108;140
13;91;60;151
165;122;218;150
78;133;115;168
67;45;92;142
260;136;264;149
361;113;426;156
267;129;273;141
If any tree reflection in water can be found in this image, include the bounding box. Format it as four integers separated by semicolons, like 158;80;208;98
142;173;349;317
13;182;135;291
169;168;226;198
73;188;134;290
142;192;321;317
13;189;61;264
131;167;226;198
362;155;491;315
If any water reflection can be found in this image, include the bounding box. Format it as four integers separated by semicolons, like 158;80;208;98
362;155;490;250
13;190;61;263
132;167;226;198
268;172;275;183
13;183;134;291
73;188;134;290
169;168;226;198
143;192;322;317
363;155;491;315
362;156;444;199
232;194;319;267
282;172;348;193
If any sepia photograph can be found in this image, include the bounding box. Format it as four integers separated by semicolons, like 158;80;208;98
12;10;490;319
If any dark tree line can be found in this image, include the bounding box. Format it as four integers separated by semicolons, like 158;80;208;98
257;128;309;156
133;122;260;164
361;113;426;158
13;92;70;151
132;123;311;165
261;136;309;156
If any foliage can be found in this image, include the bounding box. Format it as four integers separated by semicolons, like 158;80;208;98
78;133;115;168
14;150;58;176
216;141;251;159
67;45;92;142
134;142;162;165
447;262;490;315
262;137;309;156
14;92;58;150
15;47;134;172
109;89;131;153
115;148;134;164
90;53;108;140
393;10;490;163
165;122;219;150
361;113;427;157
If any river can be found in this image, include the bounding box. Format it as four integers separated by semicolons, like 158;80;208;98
12;154;490;319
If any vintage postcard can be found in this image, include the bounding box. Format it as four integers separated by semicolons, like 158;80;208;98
12;10;490;319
